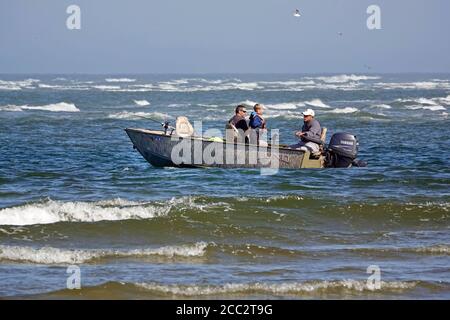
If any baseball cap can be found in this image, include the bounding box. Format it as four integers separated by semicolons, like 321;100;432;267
302;108;315;117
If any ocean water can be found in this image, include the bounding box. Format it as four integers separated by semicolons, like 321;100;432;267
0;74;449;299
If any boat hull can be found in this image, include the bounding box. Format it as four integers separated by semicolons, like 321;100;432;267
125;128;324;169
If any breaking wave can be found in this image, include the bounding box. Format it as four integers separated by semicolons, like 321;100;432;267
265;102;305;110
250;99;330;112
134;280;417;296
0;198;169;226
0;102;80;112
105;78;136;83
0;242;208;264
405;105;446;111
371;104;392;109
133;100;151;106
327;107;359;114
3;77;450;93
1;195;447;227
30;279;446;299
304;99;330;108
0;78;40;90
306;74;380;83
239;100;258;107
108;111;172;120
437;95;450;104
0;196;234;226
375;81;450;90
93;85;121;91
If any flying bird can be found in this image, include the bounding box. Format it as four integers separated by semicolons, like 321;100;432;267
293;9;301;17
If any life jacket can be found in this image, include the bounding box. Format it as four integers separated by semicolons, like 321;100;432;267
249;112;265;129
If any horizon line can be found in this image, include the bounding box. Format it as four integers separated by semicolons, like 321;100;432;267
1;71;450;76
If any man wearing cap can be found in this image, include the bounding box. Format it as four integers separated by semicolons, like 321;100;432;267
290;108;322;153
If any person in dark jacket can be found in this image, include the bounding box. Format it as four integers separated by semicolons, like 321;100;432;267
290;108;322;153
228;105;249;131
226;105;249;142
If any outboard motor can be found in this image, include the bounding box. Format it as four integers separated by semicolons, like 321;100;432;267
325;133;360;168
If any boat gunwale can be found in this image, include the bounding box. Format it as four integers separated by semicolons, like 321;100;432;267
124;127;306;154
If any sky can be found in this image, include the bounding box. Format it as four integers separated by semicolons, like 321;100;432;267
0;0;449;74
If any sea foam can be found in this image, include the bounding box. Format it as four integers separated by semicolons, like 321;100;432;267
105;78;136;83
265;102;305;110
308;74;380;83
327;107;359;114
0;242;208;264
0;197;228;226
108;111;172;120
135;280;417;296
304;99;331;108
0;102;80;112
0;199;169;226
133;100;151;106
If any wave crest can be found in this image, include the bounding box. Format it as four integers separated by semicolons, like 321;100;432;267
0;102;79;112
105;78;136;83
0;198;169;226
133;100;150;106
135;280;417;296
108;111;172;120
0;242;209;264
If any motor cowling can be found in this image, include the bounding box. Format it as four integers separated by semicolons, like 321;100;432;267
325;133;359;168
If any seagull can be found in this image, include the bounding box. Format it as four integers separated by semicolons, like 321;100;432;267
293;9;301;17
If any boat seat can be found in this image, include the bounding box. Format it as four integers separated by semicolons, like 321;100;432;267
311;127;327;158
320;127;327;142
175;116;194;137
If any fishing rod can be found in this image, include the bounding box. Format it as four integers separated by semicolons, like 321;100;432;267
134;114;175;135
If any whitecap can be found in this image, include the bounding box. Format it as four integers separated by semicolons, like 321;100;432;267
265;102;305;110
135;280;417;296
375;82;450;90
93;85;122;90
304;99;331;108
405;105;446;111
307;74;380;83
0;102;79;112
108;111;172;120
0;78;40;90
328;107;359;114
239;100;259;107
105;78;136;83
0;198;168;226
371;104;392;109
0;242;208;264
133;100;151;107
435;95;450;105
